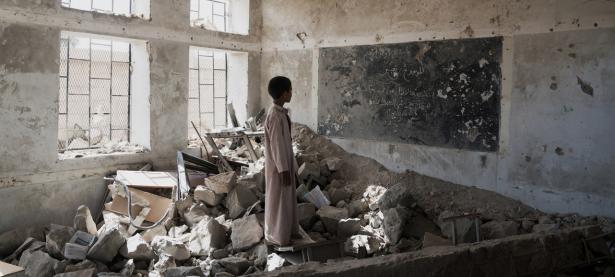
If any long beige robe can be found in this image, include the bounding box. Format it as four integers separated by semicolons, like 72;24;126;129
264;104;299;246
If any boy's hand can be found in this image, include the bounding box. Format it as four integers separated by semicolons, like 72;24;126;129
279;171;291;186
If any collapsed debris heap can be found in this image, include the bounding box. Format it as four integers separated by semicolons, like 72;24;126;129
1;124;614;277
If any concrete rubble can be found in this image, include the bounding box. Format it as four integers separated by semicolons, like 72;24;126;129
2;124;615;276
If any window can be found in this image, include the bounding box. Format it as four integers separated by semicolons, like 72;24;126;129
188;47;228;139
190;0;249;35
58;32;150;153
61;0;150;19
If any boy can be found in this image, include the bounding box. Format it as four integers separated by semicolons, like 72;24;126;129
263;76;300;246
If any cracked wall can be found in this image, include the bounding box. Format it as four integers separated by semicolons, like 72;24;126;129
0;0;263;233
259;0;615;217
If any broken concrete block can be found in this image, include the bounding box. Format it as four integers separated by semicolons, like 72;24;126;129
219;257;250;275
46;224;76;259
316;206;349;234
225;185;258;219
168;225;189;240
87;224;126;263
298;162;320;180
438;211;478;243
141;225;167;243
194;186;225;206
323;157;343;171
297;203;317;230
265;253;287;272
347;199;369;218
151;236;191;261
532;223;560;233
53;268;96;277
188;217;227;256
231;215;263;250
165;266;205;277
337;218;362;238
64;231;96;260
383;207;411;244
18;250;59;277
328;188;351;205
422;232;452;248
481;220;519;239
344;235;383;256
182;203;210;227
119;234;155;260
205;172;237;194
0;227;45;258
73;205;97;236
152;253;176;274
378;183;416;210
362;185;387;211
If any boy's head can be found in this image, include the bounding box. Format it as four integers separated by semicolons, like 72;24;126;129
268;76;292;103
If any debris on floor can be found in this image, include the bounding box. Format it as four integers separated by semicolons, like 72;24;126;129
1;124;614;276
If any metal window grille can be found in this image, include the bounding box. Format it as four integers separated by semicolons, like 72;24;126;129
190;0;228;32
61;0;134;16
58;35;132;151
188;48;228;140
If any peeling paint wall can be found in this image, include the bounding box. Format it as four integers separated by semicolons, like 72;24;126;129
259;0;615;217
0;1;263;233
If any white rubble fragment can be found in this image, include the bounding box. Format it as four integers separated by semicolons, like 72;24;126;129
231;215;263;250
73;205;98;235
194;185;225;206
87;224;126;263
345;235;384;256
151;236;191;261
205;172;237;194
188;217;227;256
141;225;167;243
266;253;287;272
225;185;258;219
119;233;155;260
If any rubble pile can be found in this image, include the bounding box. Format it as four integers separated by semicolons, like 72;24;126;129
2;123;615;276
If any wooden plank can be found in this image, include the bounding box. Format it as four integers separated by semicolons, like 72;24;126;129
105;187;172;223
242;134;259;161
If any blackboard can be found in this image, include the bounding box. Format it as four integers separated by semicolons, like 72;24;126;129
317;37;502;152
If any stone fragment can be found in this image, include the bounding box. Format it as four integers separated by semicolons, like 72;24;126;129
212;248;229;259
402;213;441;239
86;224;125;263
119;233;155;260
422;232;452;248
73;205;98;236
53;268;96;277
18;250;59;277
151;236;191;260
0;227;45;258
383;207;411;244
188;217;227;256
347;199;369;218
298;162;320;180
63;260;96;273
378;183;416;210
438;211;479;243
152;253;176;274
182;203;209;227
168;225;190;241
323;157;343;171
205;172;237;194
266;253;287;272
328;188;352;205
297;203;317;230
316;206;349;234
337;218;362;238
219;257;250;275
194;186;225;206
225;185;258;219
231;215;263;250
481;221;519;239
344;235;383;256
165;266;205;277
368;211;384;229
362;185;387;211
141;225;167;243
46;224;76;259
250;243;268;267
532;223;560;233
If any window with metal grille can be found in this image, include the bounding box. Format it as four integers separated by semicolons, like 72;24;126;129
61;0;150;18
188;47;228;140
58;34;132;151
190;0;228;32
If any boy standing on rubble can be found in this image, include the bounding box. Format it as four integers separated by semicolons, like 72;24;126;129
263;76;300;246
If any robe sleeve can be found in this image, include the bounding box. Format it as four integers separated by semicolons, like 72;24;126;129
268;114;291;173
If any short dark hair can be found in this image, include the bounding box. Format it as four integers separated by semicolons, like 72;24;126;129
268;76;292;100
